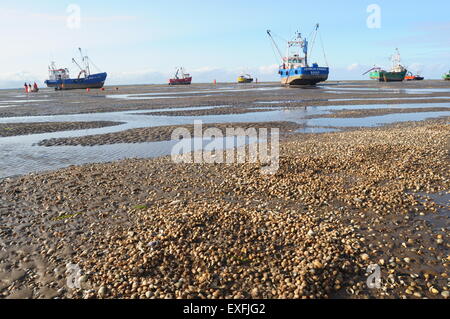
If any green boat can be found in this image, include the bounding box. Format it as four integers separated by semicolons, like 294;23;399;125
444;71;450;81
364;49;407;82
369;69;407;82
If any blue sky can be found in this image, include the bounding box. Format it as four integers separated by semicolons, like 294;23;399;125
0;0;449;88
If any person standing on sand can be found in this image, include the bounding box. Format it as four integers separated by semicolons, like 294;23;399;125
33;82;39;92
24;83;29;93
28;84;32;93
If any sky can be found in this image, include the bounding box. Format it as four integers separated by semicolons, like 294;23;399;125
0;0;449;88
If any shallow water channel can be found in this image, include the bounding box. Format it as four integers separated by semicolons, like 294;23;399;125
0;100;449;178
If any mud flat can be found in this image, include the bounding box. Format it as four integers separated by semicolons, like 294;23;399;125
0;120;448;299
0;121;123;137
0;80;449;299
37;122;301;147
137;106;269;117
307;107;450;119
0;80;450;118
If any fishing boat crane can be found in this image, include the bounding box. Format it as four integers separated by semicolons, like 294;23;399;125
267;30;284;61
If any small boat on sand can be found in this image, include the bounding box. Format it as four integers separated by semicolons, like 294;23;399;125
237;74;254;83
444;71;450;81
405;72;424;81
169;67;192;85
364;49;407;82
45;48;107;90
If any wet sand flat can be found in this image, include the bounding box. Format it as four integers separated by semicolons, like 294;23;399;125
0;121;123;137
0;80;449;300
0;121;448;299
37;122;301;147
1;80;450;118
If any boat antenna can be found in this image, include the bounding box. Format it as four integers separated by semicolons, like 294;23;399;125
391;48;401;67
79;48;91;76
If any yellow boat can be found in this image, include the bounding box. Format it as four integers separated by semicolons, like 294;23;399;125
237;74;254;83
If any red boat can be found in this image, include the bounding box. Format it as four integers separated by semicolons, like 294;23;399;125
405;72;424;81
169;67;192;85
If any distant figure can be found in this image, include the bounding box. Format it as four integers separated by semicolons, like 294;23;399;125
33;82;39;93
28;84;32;93
24;83;29;93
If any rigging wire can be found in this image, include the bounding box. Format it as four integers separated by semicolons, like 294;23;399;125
88;58;102;73
269;41;282;65
269;31;288;44
308;30;318;61
319;31;329;67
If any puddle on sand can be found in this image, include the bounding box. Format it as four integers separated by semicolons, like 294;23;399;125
105;95;193;101
322;87;450;95
255;97;450;105
329;97;450;102
308;111;450;127
0;137;258;178
106;87;283;100
296;127;339;134
414;192;449;230
0;100;51;104
319;102;450;112
134;105;231;114
0;105;19;108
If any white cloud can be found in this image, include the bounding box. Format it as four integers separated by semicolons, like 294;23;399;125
0;71;46;89
0;9;137;24
108;69;166;85
191;66;221;73
258;64;279;75
407;63;424;74
347;63;360;71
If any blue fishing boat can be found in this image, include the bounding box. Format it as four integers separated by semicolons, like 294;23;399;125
267;24;329;85
45;48;107;90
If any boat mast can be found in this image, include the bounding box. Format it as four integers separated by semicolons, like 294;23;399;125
303;33;308;67
391;48;401;68
79;48;91;76
287;31;308;67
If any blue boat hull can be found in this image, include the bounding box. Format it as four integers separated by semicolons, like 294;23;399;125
279;67;329;85
45;72;107;90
